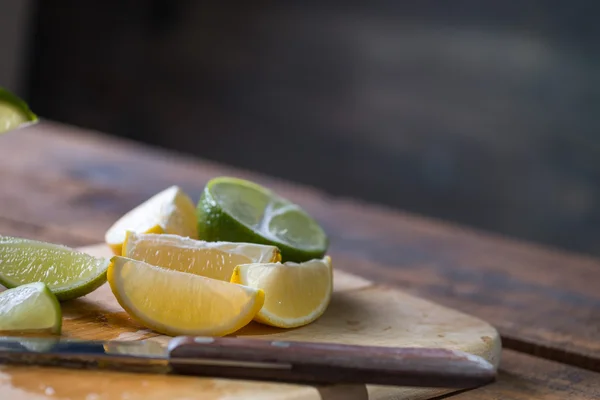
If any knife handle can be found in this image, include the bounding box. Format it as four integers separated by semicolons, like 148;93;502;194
167;336;496;388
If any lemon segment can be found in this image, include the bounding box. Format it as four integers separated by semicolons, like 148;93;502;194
231;256;332;328
0;282;62;334
108;256;264;336
123;232;280;281
105;186;198;255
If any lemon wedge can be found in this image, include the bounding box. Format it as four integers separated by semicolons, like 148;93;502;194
123;232;280;281
108;256;264;336
231;256;332;328
105;186;198;255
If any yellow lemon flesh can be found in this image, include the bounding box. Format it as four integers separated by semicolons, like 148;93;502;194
105;186;198;255
123;232;280;281
231;256;332;328
108;256;264;336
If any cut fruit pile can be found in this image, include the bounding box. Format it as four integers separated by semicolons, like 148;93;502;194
0;177;332;337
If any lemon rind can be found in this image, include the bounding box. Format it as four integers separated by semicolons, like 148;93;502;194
231;256;332;329
108;257;265;336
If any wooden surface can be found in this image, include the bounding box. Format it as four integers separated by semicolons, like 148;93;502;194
0;244;501;400
0;121;598;369
0;121;599;398
2;352;598;400
449;350;600;400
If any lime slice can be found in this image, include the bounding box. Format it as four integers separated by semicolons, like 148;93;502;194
197;177;328;262
0;87;38;134
0;236;110;301
0;282;62;334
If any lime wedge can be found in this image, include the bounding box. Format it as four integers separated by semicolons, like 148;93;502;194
0;236;110;301
0;87;38;134
197;177;328;262
0;282;62;334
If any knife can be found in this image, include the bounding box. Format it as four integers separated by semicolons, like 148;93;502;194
0;335;496;388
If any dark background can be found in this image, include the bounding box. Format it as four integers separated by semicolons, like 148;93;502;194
24;1;600;257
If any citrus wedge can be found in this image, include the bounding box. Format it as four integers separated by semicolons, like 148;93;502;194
0;282;62;334
0;236;110;301
231;256;332;328
0;87;38;134
105;186;198;255
123;232;280;281
108;256;264;336
197;177;328;262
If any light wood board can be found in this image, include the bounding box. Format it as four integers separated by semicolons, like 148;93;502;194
0;244;502;400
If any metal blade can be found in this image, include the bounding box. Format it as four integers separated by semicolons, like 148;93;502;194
0;336;171;374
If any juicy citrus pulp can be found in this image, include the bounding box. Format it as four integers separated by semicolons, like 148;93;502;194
0;282;62;334
231;256;332;328
197;177;328;262
0;87;38;134
123;232;280;281
0;236;110;301
108;256;265;336
105;186;198;255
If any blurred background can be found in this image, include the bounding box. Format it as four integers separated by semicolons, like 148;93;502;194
2;1;599;257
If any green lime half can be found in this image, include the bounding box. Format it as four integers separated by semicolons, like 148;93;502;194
0;282;62;334
0;236;110;301
0;87;38;134
197;177;328;262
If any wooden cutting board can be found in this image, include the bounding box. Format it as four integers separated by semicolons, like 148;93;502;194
0;244;501;400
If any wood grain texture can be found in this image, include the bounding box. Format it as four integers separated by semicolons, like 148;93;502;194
448;350;600;400
0;122;597;371
0;244;501;400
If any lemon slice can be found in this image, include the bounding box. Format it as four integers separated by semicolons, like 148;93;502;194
108;256;264;336
231;256;332;328
0;282;62;334
123;232;280;281
105;186;198;255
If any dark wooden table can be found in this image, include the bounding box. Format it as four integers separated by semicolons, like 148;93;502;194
1;121;599;399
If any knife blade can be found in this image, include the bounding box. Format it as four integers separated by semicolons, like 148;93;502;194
0;335;496;388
